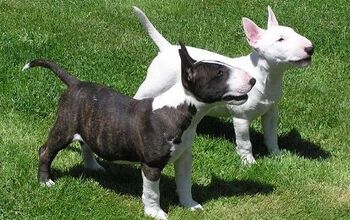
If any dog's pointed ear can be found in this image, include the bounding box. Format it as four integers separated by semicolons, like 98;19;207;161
179;42;196;66
267;6;279;28
242;17;263;49
179;43;197;89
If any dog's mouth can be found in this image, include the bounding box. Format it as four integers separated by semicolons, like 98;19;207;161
289;57;312;67
223;94;248;105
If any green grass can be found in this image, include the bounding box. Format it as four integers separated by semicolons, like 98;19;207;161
1;0;350;219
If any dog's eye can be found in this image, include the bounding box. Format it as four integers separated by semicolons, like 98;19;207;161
217;70;223;77
277;37;285;42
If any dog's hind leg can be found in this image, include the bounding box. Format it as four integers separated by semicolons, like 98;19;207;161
38;123;73;187
174;147;203;211
262;106;281;155
81;143;105;172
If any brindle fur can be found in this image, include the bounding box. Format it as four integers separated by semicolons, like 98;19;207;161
37;77;196;182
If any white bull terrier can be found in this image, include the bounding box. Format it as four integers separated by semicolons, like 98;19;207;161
133;6;314;165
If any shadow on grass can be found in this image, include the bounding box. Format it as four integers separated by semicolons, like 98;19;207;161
196;116;331;160
52;161;274;211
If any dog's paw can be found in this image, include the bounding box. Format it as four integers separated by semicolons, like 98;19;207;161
180;199;204;211
144;207;168;220
40;179;55;187
189;203;203;211
242;154;256;165
270;148;282;155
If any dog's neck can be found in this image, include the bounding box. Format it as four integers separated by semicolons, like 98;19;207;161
248;51;287;100
152;82;215;128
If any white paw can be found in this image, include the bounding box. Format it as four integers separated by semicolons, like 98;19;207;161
190;203;203;211
241;154;256;165
41;179;55;187
180;199;204;211
144;207;168;220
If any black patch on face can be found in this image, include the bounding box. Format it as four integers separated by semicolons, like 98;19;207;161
178;44;231;104
185;62;231;103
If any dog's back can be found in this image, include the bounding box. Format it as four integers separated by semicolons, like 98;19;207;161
23;60;195;164
56;81;163;162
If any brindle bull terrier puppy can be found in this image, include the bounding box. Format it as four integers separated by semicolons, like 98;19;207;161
23;44;255;219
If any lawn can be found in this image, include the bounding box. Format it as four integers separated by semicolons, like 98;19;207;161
1;0;350;219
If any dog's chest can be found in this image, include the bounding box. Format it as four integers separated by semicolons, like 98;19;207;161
251;91;277;111
255;99;276;115
229;88;276;117
168;128;195;163
151;103;197;163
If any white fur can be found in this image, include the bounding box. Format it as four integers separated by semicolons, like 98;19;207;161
142;171;168;220
132;6;171;52
73;134;83;142
22;63;30;71
133;6;313;165
41;179;55;187
152;83;188;111
168;128;195;163
174;140;203;210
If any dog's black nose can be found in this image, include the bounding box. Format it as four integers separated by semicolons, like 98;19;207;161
304;46;314;56
249;78;256;86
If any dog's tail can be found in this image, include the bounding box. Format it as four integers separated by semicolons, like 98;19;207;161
22;59;79;86
132;6;172;52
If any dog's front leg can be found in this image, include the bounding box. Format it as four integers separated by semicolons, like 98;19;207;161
174;147;203;211
141;165;167;220
233;117;256;165
262;105;281;155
